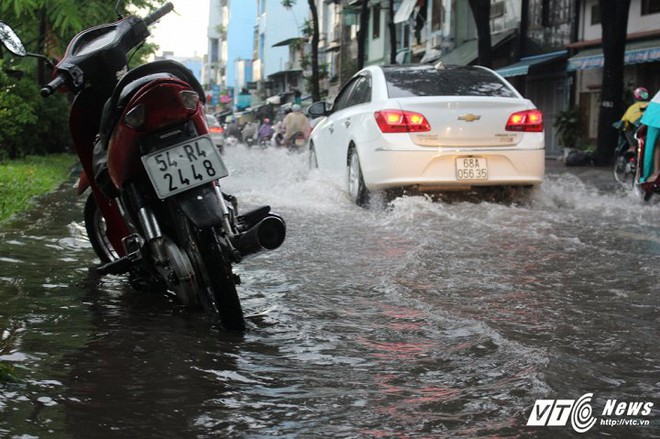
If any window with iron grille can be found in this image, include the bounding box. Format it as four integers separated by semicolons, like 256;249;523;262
642;0;660;15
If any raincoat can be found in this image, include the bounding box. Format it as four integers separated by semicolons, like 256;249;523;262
641;91;660;181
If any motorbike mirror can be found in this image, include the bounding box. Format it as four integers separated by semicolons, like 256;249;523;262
0;22;27;56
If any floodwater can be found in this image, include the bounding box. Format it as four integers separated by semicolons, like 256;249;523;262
0;145;658;438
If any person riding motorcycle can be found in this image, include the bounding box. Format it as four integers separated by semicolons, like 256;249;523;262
282;104;310;146
257;118;275;143
620;87;649;145
639;90;660;183
241;120;258;145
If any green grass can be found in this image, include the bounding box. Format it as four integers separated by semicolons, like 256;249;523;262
0;154;77;223
0;362;20;383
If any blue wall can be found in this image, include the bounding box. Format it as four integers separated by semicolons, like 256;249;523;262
227;1;258;89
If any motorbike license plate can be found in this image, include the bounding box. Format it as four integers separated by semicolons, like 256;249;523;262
455;157;488;181
142;136;228;199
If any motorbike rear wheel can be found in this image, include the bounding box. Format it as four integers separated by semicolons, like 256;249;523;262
613;154;636;187
177;215;245;331
84;193;119;263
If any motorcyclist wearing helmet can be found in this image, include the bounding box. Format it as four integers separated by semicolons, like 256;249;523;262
621;87;649;129
282;104;311;146
614;87;650;161
257;117;275;141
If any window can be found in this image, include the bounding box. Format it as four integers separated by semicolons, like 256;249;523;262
383;66;517;98
347;76;372;106
372;4;381;39
591;4;600;25
491;2;505;18
642;0;660;14
332;79;357;112
210;38;219;63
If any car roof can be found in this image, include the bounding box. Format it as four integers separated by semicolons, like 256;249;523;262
358;63;520;100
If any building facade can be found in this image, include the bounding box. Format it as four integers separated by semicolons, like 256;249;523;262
567;0;660;142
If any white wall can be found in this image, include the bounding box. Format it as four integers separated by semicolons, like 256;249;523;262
581;0;660;41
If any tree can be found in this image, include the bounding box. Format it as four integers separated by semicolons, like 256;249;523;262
281;0;321;102
357;0;370;70
467;0;492;67
594;0;631;165
388;0;396;64
307;0;321;101
0;0;159;158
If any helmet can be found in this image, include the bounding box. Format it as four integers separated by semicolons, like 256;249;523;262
292;104;301;112
633;87;649;101
264;118;270;123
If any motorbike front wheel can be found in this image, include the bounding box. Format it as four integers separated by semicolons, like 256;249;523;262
84;193;120;263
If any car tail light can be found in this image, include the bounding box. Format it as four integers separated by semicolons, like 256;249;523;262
505;109;543;132
209;126;223;134
374;110;431;133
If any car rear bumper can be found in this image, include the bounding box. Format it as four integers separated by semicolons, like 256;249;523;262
210;134;224;147
361;146;545;191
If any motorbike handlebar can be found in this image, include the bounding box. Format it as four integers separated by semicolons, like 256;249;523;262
144;2;174;26
40;74;66;98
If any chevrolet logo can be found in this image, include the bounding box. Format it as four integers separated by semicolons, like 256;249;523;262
458;113;481;122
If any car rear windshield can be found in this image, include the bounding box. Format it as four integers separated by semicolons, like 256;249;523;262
383;66;517;98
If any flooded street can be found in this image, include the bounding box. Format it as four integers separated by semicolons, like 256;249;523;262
0;145;658;438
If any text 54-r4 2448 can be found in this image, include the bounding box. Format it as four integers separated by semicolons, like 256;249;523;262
142;136;228;199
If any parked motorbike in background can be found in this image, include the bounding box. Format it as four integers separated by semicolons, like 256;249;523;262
0;3;286;331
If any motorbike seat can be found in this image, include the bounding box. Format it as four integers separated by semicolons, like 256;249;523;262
111;59;205;109
98;60;206;148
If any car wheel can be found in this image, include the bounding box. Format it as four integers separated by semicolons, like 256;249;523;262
309;144;319;170
347;147;369;206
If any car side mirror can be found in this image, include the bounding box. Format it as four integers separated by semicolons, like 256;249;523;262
0;22;27;56
308;101;330;118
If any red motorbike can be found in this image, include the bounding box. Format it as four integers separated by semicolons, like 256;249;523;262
0;4;285;330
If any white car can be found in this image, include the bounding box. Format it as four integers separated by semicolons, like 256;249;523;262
307;64;545;205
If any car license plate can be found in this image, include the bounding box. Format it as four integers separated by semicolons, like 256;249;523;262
142;136;228;199
455;157;488;181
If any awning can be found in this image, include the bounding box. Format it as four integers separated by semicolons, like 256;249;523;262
567;38;660;71
496;50;567;77
439;30;516;65
272;37;305;48
394;0;417;24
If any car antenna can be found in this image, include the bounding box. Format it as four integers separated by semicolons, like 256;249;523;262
434;61;445;71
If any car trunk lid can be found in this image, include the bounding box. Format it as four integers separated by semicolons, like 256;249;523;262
395;97;534;148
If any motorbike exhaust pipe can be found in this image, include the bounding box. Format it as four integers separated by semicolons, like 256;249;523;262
233;213;286;259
